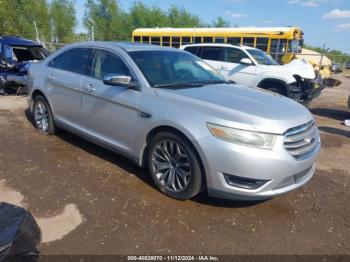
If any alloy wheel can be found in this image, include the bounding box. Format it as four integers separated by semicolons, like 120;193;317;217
151;140;192;192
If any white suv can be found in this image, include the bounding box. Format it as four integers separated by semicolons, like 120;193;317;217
180;43;323;105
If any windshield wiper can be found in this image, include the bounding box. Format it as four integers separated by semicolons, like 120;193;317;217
198;80;231;85
153;82;205;88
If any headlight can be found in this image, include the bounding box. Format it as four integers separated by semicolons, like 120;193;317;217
207;123;277;149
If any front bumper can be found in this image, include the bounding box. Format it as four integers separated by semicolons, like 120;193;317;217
197;134;320;201
288;75;325;103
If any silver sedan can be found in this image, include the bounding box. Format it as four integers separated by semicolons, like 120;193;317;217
27;42;320;200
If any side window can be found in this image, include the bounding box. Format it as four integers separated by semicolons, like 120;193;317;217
200;46;224;61
49;48;92;75
242;37;254;47
256;38;268;52
193;37;202;43
203;37;213;43
142;36;149;44
225;48;248;63
133;36;141;43
184;46;200;56
171;37;180;48
215;37;225;43
91;50;130;80
182;37;191;45
151;37;161;45
162;36;170;46
227;37;241;46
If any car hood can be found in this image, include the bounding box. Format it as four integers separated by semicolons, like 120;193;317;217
260;59;315;80
155;83;313;134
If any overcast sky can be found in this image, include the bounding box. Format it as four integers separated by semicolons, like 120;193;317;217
75;0;350;53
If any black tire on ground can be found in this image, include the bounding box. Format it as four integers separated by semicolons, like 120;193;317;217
32;95;56;135
147;132;204;200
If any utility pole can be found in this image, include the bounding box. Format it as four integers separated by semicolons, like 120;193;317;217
33;20;40;43
91;25;94;41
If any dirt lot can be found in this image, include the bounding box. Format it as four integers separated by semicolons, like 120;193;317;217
0;75;349;256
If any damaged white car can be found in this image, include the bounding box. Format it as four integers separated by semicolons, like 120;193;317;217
181;43;324;106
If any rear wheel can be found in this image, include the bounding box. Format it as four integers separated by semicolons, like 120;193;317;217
33;95;55;135
147;132;203;200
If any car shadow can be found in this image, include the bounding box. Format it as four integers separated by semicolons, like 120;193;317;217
24;108;267;209
319;126;350;139
311;107;349;121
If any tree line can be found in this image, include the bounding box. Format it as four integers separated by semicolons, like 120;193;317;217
0;0;230;43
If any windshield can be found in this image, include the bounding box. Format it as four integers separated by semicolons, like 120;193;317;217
128;50;225;88
246;49;278;65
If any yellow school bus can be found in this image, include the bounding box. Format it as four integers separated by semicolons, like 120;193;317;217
132;27;304;64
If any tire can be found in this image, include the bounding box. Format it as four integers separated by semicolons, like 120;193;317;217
32;95;55;135
147;132;204;200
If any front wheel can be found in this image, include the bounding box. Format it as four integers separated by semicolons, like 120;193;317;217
32;95;55;135
147;132;204;200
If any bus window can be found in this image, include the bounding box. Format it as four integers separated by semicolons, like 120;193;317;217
242;37;254;47
203;37;213;43
134;36;141;43
193;37;202;43
182;37;191;45
201;46;225;61
162;36;170;46
215;37;225;43
142;36;150;44
270;39;287;54
151;37;161;45
256;37;268;52
171;37;180;48
270;39;287;63
227;37;241;46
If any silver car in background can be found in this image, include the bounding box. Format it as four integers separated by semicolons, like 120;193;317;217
27;42;321;200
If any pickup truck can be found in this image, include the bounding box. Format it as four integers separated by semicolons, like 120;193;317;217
180;43;324;106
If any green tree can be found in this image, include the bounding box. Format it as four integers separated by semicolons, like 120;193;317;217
50;0;77;43
0;0;51;42
83;0;129;41
212;17;230;28
167;5;202;27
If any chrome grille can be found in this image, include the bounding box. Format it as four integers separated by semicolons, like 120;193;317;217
284;121;319;160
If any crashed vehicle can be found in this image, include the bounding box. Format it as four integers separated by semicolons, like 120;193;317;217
181;44;324;106
0;36;49;95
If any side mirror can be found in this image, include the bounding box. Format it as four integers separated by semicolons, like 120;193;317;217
103;74;138;89
240;58;253;65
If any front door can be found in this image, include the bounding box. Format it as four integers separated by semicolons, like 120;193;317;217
81;49;141;155
219;47;257;87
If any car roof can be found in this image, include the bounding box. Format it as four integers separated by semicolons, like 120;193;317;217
0;36;42;47
180;43;258;51
69;41;181;52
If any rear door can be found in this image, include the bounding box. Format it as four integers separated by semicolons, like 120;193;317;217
46;48;93;128
80;48;141;155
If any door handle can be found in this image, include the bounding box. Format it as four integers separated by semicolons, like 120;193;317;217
221;66;228;70
82;84;96;93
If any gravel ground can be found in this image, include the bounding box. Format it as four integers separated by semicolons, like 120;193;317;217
0;75;349;255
